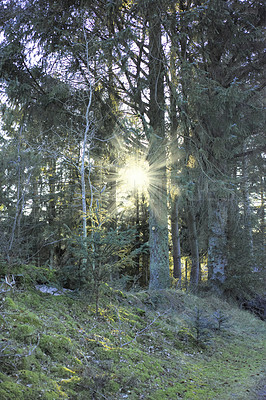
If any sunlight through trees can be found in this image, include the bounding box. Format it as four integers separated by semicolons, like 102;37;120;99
0;0;265;295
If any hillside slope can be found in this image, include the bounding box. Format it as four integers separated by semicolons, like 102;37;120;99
0;276;265;399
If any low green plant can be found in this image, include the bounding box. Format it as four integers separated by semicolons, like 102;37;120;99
188;307;213;346
62;224;142;316
212;309;230;331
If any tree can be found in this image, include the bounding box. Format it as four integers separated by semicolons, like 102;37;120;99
163;0;265;293
146;3;170;289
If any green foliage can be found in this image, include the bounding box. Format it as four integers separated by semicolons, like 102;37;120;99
212;309;230;331
177;325;198;347
179;307;231;349
0;0;265;295
225;248;264;299
186;307;213;347
61;225;143;315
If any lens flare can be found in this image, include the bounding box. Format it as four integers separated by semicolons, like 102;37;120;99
119;160;149;192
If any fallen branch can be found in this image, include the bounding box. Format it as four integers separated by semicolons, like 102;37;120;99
0;334;40;358
0;275;16;293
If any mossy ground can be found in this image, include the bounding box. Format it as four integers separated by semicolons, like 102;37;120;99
0;271;265;399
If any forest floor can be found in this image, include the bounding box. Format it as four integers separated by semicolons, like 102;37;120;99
255;381;266;400
0;265;265;399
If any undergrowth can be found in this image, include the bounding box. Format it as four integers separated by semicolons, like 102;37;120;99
0;265;265;399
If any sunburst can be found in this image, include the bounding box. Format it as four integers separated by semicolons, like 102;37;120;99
118;157;149;202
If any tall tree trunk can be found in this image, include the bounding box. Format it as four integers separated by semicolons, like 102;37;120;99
208;196;228;292
148;7;170;289
80;128;88;239
242;153;254;260
48;159;56;225
169;39;182;283
148;142;170;290
257;174;265;271
259;175;265;245
186;200;199;289
81;25;93;239
140;193;149;286
185;258;188;291
8;137;22;261
171;195;182;281
134;188;140;276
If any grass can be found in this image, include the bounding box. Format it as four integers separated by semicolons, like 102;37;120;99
0;274;265;399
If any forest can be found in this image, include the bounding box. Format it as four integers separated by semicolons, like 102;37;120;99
0;0;265;297
0;0;265;399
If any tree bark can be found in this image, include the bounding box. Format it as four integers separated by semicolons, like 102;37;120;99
208;197;228;292
186;200;199;289
148;154;170;289
147;7;170;289
171;195;182;281
242;152;254;260
80;128;88;239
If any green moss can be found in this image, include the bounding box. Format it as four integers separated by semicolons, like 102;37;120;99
177;326;197;346
22;264;55;285
45;315;66;332
60;375;81;389
106;379;120;393
0;375;62;400
5;297;18;310
16;371;67;399
1;263;265;400
72;357;82;366
162;327;175;340
135;307;146;316
0;380;24;400
12;324;36;343
39;334;73;361
42;391;65;400
16;311;42;327
146;373;218;400
19;369;47;385
20;290;48;310
50;365;76;378
16;354;42;371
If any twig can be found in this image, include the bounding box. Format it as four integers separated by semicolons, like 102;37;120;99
0;334;40;358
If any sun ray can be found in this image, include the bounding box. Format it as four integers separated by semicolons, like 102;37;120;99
119;159;149;192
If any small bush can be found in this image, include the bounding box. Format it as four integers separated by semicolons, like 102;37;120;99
188;307;213;346
212;309;230;331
